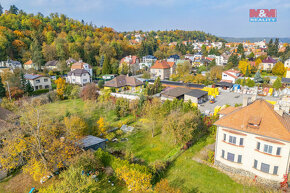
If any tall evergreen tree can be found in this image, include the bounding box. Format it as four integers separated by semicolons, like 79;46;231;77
0;4;3;15
20;72;26;90
102;55;111;74
25;80;34;95
30;38;44;70
9;5;19;14
0;76;6;98
254;70;263;83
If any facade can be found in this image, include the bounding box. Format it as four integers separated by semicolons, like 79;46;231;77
44;60;60;70
284;58;290;69
184;89;208;104
66;69;91;85
262;57;277;71
139;55;157;69
71;61;93;79
120;55;140;74
24;74;52;91
24;60;35;70
214;100;290;183
104;75;144;92
150;60;176;80
221;69;242;83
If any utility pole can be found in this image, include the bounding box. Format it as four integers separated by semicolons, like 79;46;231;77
6;81;11;100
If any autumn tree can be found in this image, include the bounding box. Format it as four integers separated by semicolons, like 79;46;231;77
80;83;99;101
273;77;282;90
102;55;111;74
31;38;44;70
209;66;222;81
144;98;163;137
0;76;5;98
97;117;108;136
64;115;88;137
272;61;286;76
55;77;66;99
238;60;252;76
0;104;79;181
154;179;181;193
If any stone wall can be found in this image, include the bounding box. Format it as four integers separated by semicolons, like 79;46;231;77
214;160;281;189
0;169;7;181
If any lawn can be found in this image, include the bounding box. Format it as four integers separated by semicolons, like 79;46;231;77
108;122;180;164
165;136;260;193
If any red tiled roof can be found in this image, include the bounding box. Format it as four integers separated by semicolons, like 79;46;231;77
24;59;33;65
151;60;171;69
223;71;238;79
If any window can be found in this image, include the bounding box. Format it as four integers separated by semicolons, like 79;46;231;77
229;136;236;144
36;80;40;83
45;85;49;89
239;138;244;146
273;166;278;175
257;142;260;150
261;163;270;173
35;86;38;90
44;79;48;82
227;152;235;162
254;160;258;169
222;150;225;158
276;147;281;156
83;79;87;82
238;155;242;163
223;134;226;141
264;144;273;154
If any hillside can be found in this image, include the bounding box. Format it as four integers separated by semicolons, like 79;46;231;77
221;37;290;43
0;8;224;69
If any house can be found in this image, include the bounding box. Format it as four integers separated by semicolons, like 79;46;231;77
0;59;22;69
104;75;144;92
167;54;180;62
66;69;91;86
102;74;115;81
120;55;140;75
221;69;242;83
24;60;35;70
78;135;106;151
139;55;157;69
214;99;290;183
286;68;290;78
150;60;176;80
284;58;290;69
44;60;59;70
281;78;290;87
71;61;93;79
66;58;77;66
262;57;277;71
24;74;52;91
161;87;208;104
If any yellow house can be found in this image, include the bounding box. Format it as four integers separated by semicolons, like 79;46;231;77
104;75;144;92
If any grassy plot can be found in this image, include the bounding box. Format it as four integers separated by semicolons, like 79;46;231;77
108;122;180;164
165;136;259;193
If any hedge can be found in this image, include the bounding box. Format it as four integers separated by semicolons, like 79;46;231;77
32;89;49;96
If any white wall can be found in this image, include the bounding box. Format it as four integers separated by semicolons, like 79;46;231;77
215;126;290;182
29;77;51;90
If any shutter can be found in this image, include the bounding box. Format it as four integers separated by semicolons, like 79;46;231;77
233;137;236;144
268;146;272;154
273;166;278;175
224;134;226;141
222;150;225;158
239;138;244;146
261;163;270;173
276;147;281;156
254;160;258;168
238;155;242;163
257;142;260;150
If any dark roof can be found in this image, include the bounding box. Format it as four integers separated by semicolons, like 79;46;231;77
215;82;234;88
144;55;157;59
45;60;59;67
161;87;191;98
24;74;42;80
67;69;90;76
147;79;205;89
79;135;105;148
185;89;208;98
168;54;180;60
104;75;143;88
282;78;290;84
262;56;277;63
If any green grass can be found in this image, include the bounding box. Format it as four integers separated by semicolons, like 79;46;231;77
108;124;179;163
165;136;259;193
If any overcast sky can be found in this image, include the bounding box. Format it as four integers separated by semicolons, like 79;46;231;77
1;0;290;37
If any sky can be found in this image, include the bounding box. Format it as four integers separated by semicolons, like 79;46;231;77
1;0;290;38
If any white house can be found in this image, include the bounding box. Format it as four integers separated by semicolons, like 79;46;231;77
67;69;91;86
284;58;290;69
262;57;277;71
139;55;157;69
24;60;35;70
221;69;242;83
214;99;290;184
24;74;51;91
0;59;22;69
71;61;93;80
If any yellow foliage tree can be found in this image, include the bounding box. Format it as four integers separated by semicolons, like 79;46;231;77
238;60;252;75
272;61;286;77
55;77;66;99
64;115;88;137
255;58;262;68
116;165;152;192
97;117;108;135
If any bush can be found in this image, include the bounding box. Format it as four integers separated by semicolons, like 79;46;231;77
46;91;58;102
98;80;105;89
71;151;103;173
80;83;99;101
31;89;49;96
69;85;81;99
106;132;116;141
31;95;49;106
207;150;215;164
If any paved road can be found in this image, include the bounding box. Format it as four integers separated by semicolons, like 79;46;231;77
198;91;279;113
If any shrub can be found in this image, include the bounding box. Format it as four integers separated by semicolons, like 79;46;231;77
154;179;182;193
46;91;58;102
69;85;80;99
0;97;17;111
98;80;105;89
80;83;99;101
106;132;116;141
207;150;215;164
71;151;103;173
31;89;49;96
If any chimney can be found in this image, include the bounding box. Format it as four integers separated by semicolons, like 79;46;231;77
243;96;249;107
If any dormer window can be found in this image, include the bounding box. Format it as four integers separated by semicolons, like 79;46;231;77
247;116;261;128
